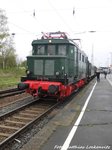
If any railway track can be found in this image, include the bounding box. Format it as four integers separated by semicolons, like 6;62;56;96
0;88;25;99
0;98;60;149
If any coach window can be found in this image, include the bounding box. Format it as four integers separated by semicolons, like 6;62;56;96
82;55;85;62
37;45;45;55
79;53;81;61
47;45;56;55
58;45;66;55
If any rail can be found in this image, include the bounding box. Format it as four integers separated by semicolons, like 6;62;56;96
0;88;25;98
0;98;60;149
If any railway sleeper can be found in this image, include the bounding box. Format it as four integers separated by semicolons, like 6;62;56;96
13;116;33;121
19;112;39;117
24;109;43;114
0;133;11;137
0;125;19;130
5;120;26;126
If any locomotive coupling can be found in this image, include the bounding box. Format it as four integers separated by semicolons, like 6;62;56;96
18;82;29;90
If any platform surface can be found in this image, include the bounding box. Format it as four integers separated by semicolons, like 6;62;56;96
20;74;112;150
41;74;112;150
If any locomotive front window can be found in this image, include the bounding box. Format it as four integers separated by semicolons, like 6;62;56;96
47;45;55;55
58;45;66;55
37;45;45;55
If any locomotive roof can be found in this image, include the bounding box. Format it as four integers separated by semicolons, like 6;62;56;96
32;38;78;47
32;31;81;48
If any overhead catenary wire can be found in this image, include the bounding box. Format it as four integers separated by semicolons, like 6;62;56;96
7;9;51;35
6;5;112;37
47;0;75;33
8;21;34;34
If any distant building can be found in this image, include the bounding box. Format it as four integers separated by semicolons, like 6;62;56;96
99;67;110;74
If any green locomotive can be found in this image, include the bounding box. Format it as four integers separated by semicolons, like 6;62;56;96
18;32;96;99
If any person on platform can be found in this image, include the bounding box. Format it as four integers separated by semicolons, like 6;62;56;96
96;70;100;82
104;71;107;79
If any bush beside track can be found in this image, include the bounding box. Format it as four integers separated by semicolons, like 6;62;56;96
0;68;25;90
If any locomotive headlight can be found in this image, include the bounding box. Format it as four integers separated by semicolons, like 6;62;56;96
56;71;60;76
49;40;52;43
26;70;30;75
64;73;67;77
62;66;64;70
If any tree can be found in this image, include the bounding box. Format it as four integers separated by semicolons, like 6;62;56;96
0;9;17;69
20;60;27;68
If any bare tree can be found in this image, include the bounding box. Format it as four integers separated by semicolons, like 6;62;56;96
0;9;16;69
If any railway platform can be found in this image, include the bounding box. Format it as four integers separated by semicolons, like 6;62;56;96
20;74;112;150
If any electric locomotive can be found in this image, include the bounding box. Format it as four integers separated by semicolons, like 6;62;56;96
18;31;96;100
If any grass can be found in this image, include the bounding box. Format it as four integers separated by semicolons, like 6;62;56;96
0;68;26;90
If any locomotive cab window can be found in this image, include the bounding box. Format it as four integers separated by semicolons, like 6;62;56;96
37;45;45;55
47;45;56;55
58;45;66;55
33;45;45;55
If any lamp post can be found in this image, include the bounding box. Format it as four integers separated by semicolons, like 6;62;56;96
110;52;112;66
88;31;96;65
11;33;15;38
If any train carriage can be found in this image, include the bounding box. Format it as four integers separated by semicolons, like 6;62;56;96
18;32;96;100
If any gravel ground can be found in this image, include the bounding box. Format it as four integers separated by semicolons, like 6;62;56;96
0;93;30;108
1;110;53;150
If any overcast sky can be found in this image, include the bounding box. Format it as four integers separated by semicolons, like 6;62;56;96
1;0;112;67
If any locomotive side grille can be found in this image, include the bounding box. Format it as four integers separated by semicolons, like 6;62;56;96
34;60;43;75
45;60;54;75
